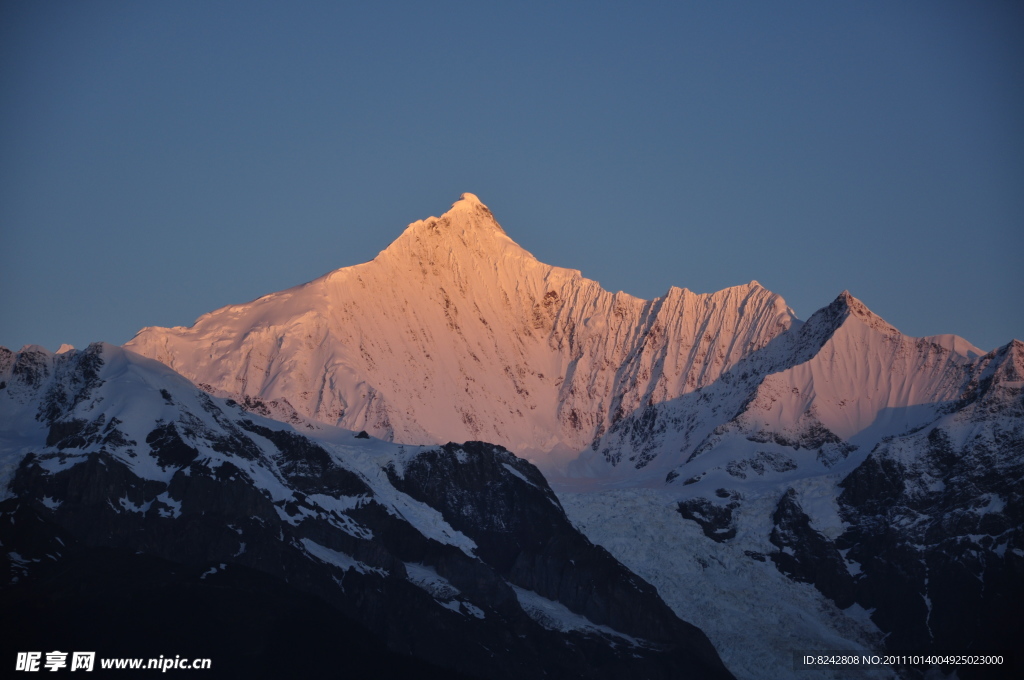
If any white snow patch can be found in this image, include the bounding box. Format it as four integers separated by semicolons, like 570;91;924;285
154;492;182;518
300;538;385;576
8;552;34;565
839;549;862;577
404;563;486;618
405;562;460;599
975;494;1005;514
118;495;153;514
502;462;539;489
274;495;372;539
200;563;226;580
461;601;486;619
510;585;640;646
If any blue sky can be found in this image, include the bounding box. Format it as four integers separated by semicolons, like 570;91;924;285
2;1;1021;353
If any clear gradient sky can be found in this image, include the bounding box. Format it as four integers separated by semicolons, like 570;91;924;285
2;1;1022;353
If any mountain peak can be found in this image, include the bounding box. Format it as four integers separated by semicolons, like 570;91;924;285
375;193;514;267
452;192;485;209
834;290;867;314
1004;338;1023;373
830;290;895;331
441;192;494;223
989;338;1024;382
795;291;899;355
415;192;502;232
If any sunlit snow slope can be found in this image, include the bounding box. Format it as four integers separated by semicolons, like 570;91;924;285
127;194;796;470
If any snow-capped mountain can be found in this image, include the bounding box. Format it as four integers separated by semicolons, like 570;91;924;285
126;193;797;471
0;343;732;679
580;288;985;481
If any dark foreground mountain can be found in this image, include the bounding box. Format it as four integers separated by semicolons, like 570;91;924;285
0;343;732;679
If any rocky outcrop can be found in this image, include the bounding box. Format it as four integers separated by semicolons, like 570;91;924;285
677;492;741;543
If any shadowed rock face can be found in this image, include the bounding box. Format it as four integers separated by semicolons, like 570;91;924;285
836;432;1024;659
768;489;854;609
677;494;740;543
0;531;475;680
0;343;735;680
385;441;730;675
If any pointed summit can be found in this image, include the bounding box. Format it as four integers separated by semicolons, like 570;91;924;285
784;291;898;365
375;193;515;268
979;338;1024;384
441;192;502;231
834;290;899;334
410;193;503;232
805;290;898;337
452;192;486;209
